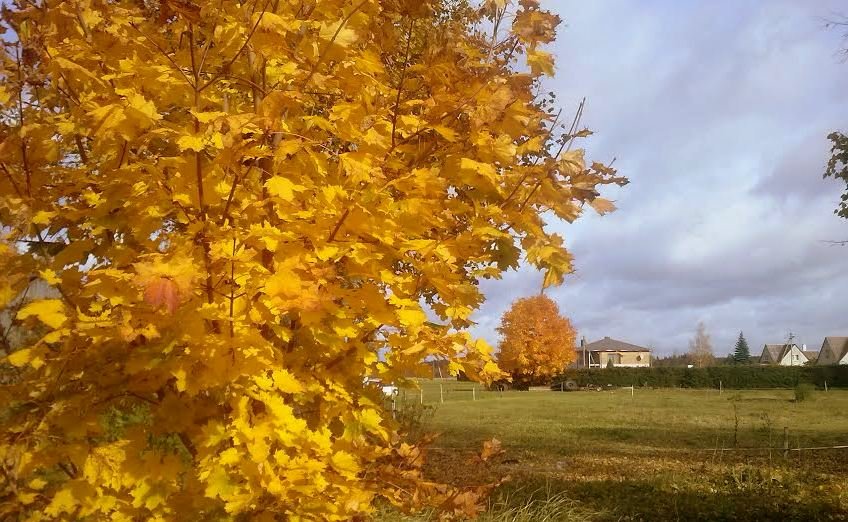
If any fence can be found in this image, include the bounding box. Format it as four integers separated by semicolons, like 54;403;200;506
397;379;495;404
700;426;848;464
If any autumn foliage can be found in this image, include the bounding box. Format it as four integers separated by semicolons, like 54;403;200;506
497;295;576;386
0;0;624;519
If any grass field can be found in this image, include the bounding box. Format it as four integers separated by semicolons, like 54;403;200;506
380;384;848;521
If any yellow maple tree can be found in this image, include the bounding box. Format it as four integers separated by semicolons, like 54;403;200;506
0;0;625;519
497;294;577;387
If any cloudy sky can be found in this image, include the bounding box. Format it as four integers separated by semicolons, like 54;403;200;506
471;0;848;357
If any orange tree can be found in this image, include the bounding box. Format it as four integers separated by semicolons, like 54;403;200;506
497;295;576;387
0;0;625;519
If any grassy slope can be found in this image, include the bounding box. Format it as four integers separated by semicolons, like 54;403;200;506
379;387;848;521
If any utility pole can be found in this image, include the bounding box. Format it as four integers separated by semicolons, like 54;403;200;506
788;331;796;366
581;336;588;370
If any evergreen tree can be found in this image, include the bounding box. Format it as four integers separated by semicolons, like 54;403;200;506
733;331;751;364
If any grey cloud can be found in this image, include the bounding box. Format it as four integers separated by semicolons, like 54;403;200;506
469;0;848;358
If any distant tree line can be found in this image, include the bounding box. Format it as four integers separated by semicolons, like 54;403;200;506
653;328;753;367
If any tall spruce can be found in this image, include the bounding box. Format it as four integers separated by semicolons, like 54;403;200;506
733;331;751;364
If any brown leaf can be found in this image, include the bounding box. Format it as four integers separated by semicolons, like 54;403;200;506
480;437;504;462
589;197;616;215
144;277;181;314
163;0;201;23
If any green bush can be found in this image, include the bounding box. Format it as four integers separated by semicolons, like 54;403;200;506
557;365;848;389
794;383;815;402
394;397;436;441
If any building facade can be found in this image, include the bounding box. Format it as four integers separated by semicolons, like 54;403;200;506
574;336;651;368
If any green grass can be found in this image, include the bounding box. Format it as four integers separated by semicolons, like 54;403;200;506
378;387;848;521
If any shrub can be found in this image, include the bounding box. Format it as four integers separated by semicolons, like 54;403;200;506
558;365;848;389
394;398;436;442
794;383;815;402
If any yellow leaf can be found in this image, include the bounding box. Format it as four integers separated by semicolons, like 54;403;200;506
272;369;303;393
44;486;77;516
254;11;301;33
320;19;358;48
82;189;103;206
39;268;61;285
177;135;206;152
17;299;67;329
339;152;376;183
17;491;39;505
331;451;359;478
124;90;161;124
172;367;188;392
315;245;340;261
559;148;585;173
264;269;302;297
8;348;40;368
191;110;227;123
88;103;127;138
218;447;240;466
397;308;426;329
265;176;304;201
354;409;385;437
517;135;544;154
275;139;303;158
527;48;555;76
41;328;70;344
431;125;458;142
32;210;56;225
28;478;48;490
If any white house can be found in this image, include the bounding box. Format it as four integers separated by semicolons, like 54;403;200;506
758;343;815;366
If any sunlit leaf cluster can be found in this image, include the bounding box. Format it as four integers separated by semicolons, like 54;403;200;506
0;0;624;519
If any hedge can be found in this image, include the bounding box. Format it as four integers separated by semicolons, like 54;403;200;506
557;365;848;389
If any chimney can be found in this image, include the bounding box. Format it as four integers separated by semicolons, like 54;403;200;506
802;344;807;352
580;336;586;348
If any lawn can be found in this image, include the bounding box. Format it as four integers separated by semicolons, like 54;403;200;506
379;386;848;521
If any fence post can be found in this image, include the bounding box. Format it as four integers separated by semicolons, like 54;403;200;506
825;380;828;393
420;388;423;405
630;386;634;398
440;383;444;404
719;380;722;395
472;387;476;401
783;427;789;460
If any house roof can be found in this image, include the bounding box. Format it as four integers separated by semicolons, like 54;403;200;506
823;337;848;361
579;336;650;353
761;344;789;363
800;350;819;362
